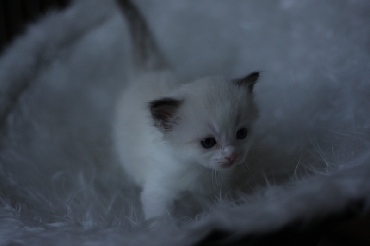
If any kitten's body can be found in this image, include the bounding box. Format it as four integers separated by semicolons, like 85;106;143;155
114;0;259;219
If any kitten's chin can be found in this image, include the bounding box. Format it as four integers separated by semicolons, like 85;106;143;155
220;162;234;169
209;161;236;171
210;158;246;171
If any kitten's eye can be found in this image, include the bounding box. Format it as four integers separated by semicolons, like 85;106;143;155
201;138;216;149
236;128;248;140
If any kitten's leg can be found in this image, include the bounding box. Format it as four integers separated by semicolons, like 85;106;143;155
141;183;175;219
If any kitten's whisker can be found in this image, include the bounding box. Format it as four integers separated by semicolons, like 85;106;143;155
211;169;221;189
241;164;248;176
203;169;211;183
211;170;216;190
216;170;222;187
215;170;220;188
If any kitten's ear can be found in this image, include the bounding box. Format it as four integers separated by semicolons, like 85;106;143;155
235;71;259;93
149;97;183;131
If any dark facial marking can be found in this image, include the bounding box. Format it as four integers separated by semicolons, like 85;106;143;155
149;97;183;131
235;71;259;93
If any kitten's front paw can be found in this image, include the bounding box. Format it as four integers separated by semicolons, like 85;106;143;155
141;188;173;220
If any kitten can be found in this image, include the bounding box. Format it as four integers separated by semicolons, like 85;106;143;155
114;0;260;219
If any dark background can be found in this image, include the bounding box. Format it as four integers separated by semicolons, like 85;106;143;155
0;0;70;53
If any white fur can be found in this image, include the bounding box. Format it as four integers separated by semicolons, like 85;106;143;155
114;71;258;218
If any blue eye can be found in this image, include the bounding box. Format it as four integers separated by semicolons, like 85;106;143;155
236;128;248;139
201;138;216;149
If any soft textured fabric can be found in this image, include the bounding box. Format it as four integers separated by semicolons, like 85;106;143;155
0;0;369;245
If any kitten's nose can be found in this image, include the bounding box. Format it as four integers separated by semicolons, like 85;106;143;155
223;145;238;163
225;152;238;163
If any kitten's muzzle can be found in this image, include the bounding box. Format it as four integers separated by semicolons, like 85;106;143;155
222;145;238;162
225;153;238;163
221;161;235;168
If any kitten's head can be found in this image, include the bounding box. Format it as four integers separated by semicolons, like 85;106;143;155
149;72;259;171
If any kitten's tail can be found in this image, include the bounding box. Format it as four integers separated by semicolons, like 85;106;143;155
116;0;168;71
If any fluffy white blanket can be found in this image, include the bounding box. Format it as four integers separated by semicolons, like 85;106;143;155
0;0;369;245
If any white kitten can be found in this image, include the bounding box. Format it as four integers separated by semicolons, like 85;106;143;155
114;0;260;219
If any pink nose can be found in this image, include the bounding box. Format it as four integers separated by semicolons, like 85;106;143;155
225;152;238;163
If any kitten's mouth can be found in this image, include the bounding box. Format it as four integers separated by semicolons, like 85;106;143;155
220;161;235;169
